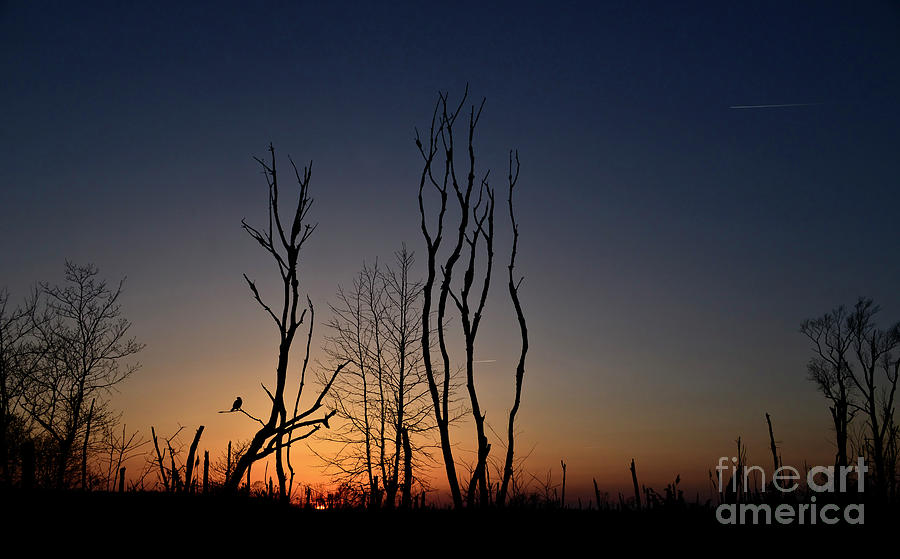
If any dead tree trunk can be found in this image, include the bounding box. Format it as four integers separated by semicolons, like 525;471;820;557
417;87;526;509
225;144;346;498
416;90;473;509
497;152;526;507
560;460;567;509
183;426;204;493
630;458;641;510
766;413;779;473
151;427;169;491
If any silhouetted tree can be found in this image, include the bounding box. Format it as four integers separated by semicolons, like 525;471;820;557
765;412;781;487
182;425;204;493
209;438;251;489
149;424;210;492
20;262;143;489
224;144;347;500
496;151;527;507
314;247;437;507
802;298;900;495
801;305;856;470
845;298;899;494
0;288;40;486
0;289;37;486
415;87;528;508
96;421;148;491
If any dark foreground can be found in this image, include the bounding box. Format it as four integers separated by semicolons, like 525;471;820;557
4;489;894;551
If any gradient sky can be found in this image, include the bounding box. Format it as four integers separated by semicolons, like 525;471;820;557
2;1;899;504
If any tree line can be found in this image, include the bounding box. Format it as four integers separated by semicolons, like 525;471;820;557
0;87;532;507
1;262;144;490
801;297;900;499
224;86;531;508
5;86;896;510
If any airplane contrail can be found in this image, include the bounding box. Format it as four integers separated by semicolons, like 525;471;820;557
729;103;822;109
474;359;496;364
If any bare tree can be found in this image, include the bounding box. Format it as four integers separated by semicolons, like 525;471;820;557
415;87;528;508
801;304;857;469
381;247;440;506
0;288;41;486
496;151;527;507
317;264;378;501
208;438;251;489
845;298;899;494
182;425;204;493
96;421;149;491
20;262;143;489
150;424;208;492
802;297;899;496
315;246;437;507
224;144;347;500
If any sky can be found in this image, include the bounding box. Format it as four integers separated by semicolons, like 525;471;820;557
2;1;899;504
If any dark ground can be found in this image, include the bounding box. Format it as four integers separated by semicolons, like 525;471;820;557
3;489;893;552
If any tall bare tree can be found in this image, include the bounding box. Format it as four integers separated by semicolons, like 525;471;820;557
0;288;41;486
846;298;899;494
224;144;347;500
802;297;900;495
415;87;528;508
21;262;144;489
496;151;527;507
801;304;857;469
315;247;437;507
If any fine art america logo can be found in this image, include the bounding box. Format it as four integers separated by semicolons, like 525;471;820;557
714;456;866;525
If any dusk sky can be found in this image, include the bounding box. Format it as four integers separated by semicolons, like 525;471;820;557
2;1;899;503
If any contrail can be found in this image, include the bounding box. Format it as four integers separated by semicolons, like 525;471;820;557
729;103;822;109
474;359;496;364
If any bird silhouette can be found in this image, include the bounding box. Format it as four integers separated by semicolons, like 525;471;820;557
231;396;242;412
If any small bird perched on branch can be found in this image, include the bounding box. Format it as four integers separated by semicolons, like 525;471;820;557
231;397;242;412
